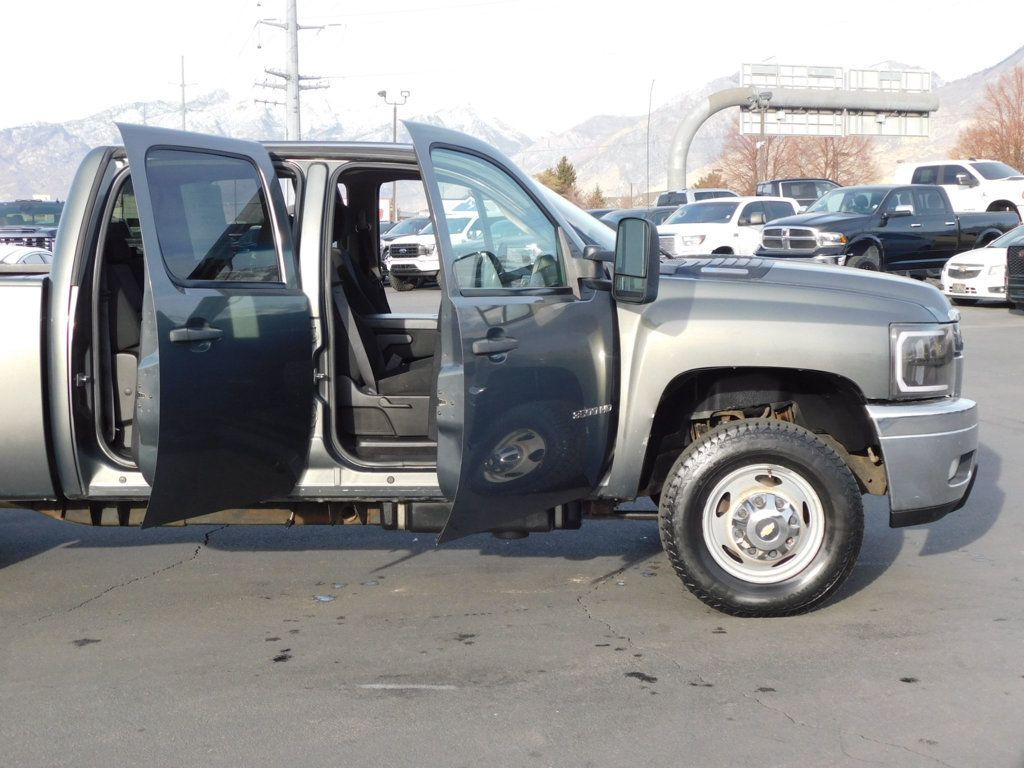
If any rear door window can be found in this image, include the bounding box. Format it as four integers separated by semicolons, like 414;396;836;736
911;166;939;184
764;201;795;221
145;149;282;283
940;165;971;185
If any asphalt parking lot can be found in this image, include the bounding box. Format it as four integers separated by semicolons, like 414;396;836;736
1;293;1022;768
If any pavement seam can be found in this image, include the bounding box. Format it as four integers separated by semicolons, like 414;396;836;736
851;733;960;768
20;525;227;626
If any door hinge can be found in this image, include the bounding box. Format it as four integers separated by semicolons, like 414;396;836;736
74;373;91;387
314;371;328;382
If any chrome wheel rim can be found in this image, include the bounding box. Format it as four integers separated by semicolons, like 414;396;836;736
701;464;825;584
482;429;546;483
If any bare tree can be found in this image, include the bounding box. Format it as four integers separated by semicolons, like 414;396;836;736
693;170;726;188
790;135;879;185
716;118;797;195
954;65;1024;170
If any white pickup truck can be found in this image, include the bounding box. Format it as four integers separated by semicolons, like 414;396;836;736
385;214;478;290
896;159;1024;219
657;196;798;257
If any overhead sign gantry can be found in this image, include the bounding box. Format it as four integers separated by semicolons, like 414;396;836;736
666;63;939;189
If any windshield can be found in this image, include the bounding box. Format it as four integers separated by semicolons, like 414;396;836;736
0;200;63;227
806;188;887;214
387;217;429;237
990;224;1024;247
664;201;739;225
541;187;615;249
971;161;1023;180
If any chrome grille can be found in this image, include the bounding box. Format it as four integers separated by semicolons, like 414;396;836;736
762;227;817;251
1008;245;1024;304
946;265;982;280
390;243;421;258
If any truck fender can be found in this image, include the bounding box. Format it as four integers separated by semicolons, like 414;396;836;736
844;236;884;267
973;228;1005;248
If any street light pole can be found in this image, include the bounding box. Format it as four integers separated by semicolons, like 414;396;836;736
378;89;410;221
646;79;654;204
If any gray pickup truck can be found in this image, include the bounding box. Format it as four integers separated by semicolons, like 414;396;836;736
756;184;1017;275
0;123;978;616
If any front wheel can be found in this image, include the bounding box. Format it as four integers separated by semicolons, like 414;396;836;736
391;275;415;292
846;246;880;270
658;419;863;617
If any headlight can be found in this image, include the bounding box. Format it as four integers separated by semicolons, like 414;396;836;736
989;264;1005;276
816;231;848;247
680;235;705;246
422;243;435;254
890;323;960;400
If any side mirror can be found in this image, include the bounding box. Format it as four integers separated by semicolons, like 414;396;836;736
613;217;659;304
749;211;766;226
583;244;614;262
890;204;914;217
955;173;977;188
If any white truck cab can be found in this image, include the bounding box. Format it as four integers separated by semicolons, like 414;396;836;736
657;196;798;257
895;159;1024;219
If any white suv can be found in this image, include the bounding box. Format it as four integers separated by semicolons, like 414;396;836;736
895;159;1024;219
657;196;798;257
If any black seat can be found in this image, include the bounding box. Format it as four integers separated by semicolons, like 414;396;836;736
101;220;144;450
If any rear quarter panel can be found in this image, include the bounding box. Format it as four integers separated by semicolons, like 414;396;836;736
0;274;56;499
956;212;1019;249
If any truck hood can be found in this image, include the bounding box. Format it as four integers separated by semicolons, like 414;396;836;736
761;212;869;230
658;256;952;323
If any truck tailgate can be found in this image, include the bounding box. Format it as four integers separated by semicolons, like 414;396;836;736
0;273;56;499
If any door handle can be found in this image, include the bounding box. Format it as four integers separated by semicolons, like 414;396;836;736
169;325;224;343
944;221;956;226
472;336;518;355
910;223;922;228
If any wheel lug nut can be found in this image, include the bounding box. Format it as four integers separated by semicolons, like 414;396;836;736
736;508;748;520
747;547;757;555
789;515;798;526
786;537;794;546
768;550;778;558
774;496;786;510
754;495;766;508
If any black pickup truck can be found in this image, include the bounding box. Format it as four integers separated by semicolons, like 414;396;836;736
0;199;64;251
756;185;1018;275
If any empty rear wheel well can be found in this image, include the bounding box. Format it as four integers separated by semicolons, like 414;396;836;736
641;367;882;497
711;246;734;254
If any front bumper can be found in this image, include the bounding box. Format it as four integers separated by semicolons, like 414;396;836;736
389;257;439;277
940;272;1006;300
866;398;978;527
756;245;845;263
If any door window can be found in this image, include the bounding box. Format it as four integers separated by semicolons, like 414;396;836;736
914;188;948;213
738;202;766;225
911;166;939;184
764;201;795;221
430;148;565;290
941;165;971;185
144;149;281;283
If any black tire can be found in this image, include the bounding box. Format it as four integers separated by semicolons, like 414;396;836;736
952;298;979;306
846;247;880;270
391;275;415;292
467;401;583;495
658;419;863;617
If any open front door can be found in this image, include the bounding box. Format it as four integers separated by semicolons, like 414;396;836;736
407;122;617;543
118;124;313;527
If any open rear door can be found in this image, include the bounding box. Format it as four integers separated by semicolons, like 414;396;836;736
118;124;313;527
406;122;617;542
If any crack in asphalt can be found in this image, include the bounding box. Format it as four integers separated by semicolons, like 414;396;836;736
743;692;813;728
22;525;227;626
852;733;960;768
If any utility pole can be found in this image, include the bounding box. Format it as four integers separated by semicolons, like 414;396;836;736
646;79;654;202
378;89;410;220
256;0;331;140
178;56;196;131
